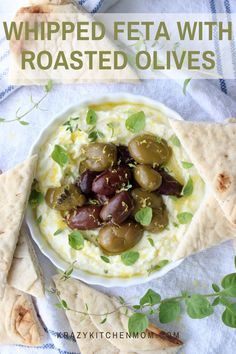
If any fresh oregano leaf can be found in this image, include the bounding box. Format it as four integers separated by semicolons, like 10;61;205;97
182;177;194;197
221;273;236;290
128;313;148;334
19;120;29;125
118;296;125;305
222;304;236;328
170;134;181;147
86;109;97;125
140;289;161;306
222;286;236;297
51;144;68;167
54;229;63;236
121;251;139;266
101;255;110;264
100;318;107;324
186;294;214;319
45;80;53;93
135;207;153;226
212;283;220;293
212;297;220;306
181;161;193;169
148;260;169;274
148;237;155;247
177;212;193;224
183;78;191;95
125;111;146;133
159;301;181;323
68;231;84;250
29;189;44;208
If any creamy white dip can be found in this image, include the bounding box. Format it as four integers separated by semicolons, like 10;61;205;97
35;102;205;277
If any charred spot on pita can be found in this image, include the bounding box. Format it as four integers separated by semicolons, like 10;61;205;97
216;173;231;192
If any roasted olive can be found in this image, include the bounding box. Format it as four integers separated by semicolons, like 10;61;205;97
117;145;135;165
128;134;170;166
131;188;163;215
45;184;86;211
100;191;134;224
79;170;98;195
98;222;143;255
157;169;183;197
145;207;168;233
134;165;162;192
82;143;117;172
92;166;131;196
66;205;103;230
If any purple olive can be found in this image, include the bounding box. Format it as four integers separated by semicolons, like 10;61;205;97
66;205;103;230
100;191;134;224
92;166;132;196
157;169;183;197
117;145;135;165
79;170;98;195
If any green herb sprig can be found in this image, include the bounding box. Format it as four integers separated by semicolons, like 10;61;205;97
53;257;236;334
0;80;53;125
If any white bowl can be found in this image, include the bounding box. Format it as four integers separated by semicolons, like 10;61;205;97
26;93;183;287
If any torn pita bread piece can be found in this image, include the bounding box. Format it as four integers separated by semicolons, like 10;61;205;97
9;3;138;85
0;155;37;298
53;275;182;354
0;285;44;345
8;224;45;298
173;193;236;260
169;119;236;226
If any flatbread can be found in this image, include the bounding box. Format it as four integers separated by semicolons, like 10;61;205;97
169;119;236;226
0;285;44;345
8;224;45;298
53;275;182;354
9;3;138;85
0;155;37;298
173;193;236;260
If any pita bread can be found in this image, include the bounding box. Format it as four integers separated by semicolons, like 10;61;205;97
0;285;44;345
53;275;182;354
173;193;236;260
9;4;138;85
169;119;236;226
8;224;45;298
0;155;37;298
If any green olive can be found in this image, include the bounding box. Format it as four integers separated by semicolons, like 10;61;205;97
98;222;143;255
134;165;162;191
45;184;86;211
131;188;164;215
145;207;168;233
128;134;170;166
82;143;117;172
79;160;88;174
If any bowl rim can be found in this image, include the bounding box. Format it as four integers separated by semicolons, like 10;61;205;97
26;92;184;288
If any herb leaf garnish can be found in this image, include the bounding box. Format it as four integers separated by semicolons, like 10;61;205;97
135;207;153;226
182;177;194;197
125;111;146;133
183;78;192;95
88;130;105;142
182;161;194;169
29;189;44;208
101;255;110;264
68;231;84;250
121;251;139;266
51;145;68;167
128;313;148;335
170;134;181;147
86;109;97;125
177;212;193;224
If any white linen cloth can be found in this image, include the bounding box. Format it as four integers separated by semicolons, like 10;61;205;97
0;1;236;354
